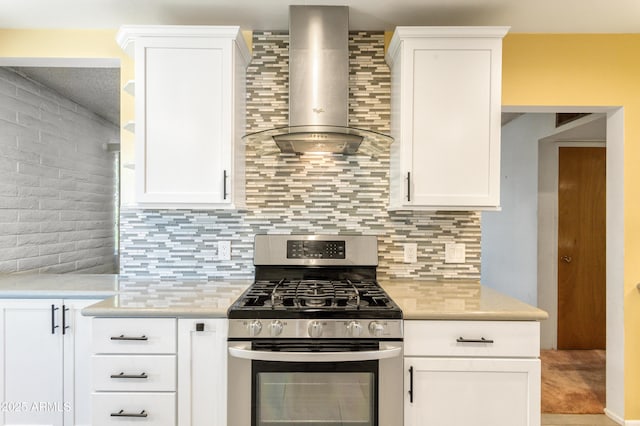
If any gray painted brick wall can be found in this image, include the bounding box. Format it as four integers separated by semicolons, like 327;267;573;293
120;32;481;281
0;67;118;274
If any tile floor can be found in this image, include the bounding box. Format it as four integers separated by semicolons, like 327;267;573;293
542;414;619;425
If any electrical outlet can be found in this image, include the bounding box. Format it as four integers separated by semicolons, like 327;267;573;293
403;243;418;263
444;243;466;264
218;241;231;261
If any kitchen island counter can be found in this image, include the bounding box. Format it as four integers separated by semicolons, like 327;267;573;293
381;280;548;321
0;273;119;298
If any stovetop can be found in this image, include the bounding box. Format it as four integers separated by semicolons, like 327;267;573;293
227;278;402;320
227;235;403;339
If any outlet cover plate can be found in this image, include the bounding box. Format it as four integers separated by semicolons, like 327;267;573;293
403;243;418;263
218;241;231;261
444;243;466;264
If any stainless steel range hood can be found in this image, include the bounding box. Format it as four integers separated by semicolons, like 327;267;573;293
243;5;392;154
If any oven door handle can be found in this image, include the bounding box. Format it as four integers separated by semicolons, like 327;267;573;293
228;343;402;362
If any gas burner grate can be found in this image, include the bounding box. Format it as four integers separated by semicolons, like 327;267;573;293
238;279;394;310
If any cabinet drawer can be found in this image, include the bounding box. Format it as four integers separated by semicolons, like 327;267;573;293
93;355;176;391
92;318;176;354
92;392;175;426
404;320;539;357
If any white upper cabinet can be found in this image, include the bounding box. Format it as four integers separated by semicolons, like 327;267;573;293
386;27;509;210
117;26;251;209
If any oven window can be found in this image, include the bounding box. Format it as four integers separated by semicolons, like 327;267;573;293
253;361;378;426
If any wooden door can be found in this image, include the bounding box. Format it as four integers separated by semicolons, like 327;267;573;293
557;146;606;349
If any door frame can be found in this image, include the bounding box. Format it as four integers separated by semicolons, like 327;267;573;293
503;105;624;422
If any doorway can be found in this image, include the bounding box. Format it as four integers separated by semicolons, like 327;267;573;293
482;108;624;420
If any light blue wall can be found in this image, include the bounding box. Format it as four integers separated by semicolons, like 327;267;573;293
481;113;555;305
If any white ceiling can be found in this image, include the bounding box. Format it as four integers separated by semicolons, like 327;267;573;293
1;0;640;32
3;0;638;127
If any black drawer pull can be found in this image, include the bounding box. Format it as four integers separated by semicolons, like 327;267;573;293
110;409;147;418
51;305;59;334
456;337;494;344
110;334;148;341
62;305;70;335
110;372;148;379
408;366;414;403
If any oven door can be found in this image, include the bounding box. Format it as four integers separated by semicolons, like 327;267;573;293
227;340;403;426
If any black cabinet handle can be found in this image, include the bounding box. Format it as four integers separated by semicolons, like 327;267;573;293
456;337;494;344
223;170;228;200
407;172;411;202
110;372;148;379
110;410;147;418
196;322;205;332
51;305;59;334
408;366;414;403
110;334;148;341
62;305;69;335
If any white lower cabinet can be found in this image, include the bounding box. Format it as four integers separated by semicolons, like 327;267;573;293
0;298;99;426
405;357;540;426
177;319;227;426
90;317;226;426
404;320;541;426
91;318;177;426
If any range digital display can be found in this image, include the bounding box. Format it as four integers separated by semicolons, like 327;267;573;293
287;240;346;259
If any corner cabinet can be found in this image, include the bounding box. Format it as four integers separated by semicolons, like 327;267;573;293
117;26;251;209
404;320;541;426
385;27;509;210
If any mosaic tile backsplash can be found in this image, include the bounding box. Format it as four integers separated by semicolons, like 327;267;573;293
119;31;481;281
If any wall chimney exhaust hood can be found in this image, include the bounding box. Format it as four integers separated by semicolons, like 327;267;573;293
243;5;392;154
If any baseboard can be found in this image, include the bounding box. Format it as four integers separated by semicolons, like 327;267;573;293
604;408;625;425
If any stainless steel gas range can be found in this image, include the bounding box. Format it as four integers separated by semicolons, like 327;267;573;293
227;234;403;426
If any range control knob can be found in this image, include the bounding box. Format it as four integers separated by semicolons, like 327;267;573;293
269;320;284;337
368;321;385;337
346;321;363;337
308;321;323;338
247;320;263;337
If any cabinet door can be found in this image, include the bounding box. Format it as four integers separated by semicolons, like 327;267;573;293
0;299;64;426
405;357;540;426
177;319;227;426
410;38;500;208
136;37;232;205
63;299;102;426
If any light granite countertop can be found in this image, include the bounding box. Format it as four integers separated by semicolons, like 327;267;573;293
380;280;548;321
82;280;252;318
0;274;547;321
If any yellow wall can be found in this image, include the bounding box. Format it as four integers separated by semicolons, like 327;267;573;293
502;33;640;418
1;29;640;418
